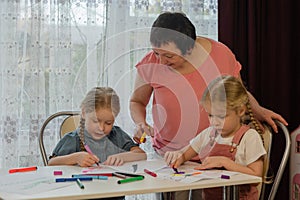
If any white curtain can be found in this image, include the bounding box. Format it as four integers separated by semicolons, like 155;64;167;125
0;0;217;170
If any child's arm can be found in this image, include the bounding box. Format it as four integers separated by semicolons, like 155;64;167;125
195;156;264;177
164;145;198;168
48;152;100;167
103;146;147;166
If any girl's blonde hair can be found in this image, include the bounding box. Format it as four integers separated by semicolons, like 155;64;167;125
202;76;262;136
78;87;120;150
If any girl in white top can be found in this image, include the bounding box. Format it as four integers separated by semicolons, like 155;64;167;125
164;75;266;200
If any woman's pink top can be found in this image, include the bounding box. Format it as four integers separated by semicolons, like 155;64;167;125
136;39;241;155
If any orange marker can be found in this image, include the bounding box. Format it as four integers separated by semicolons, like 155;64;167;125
9;166;37;173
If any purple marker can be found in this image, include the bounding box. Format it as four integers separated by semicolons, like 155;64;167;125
221;174;230;179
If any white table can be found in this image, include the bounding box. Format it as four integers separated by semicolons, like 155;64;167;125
0;165;261;200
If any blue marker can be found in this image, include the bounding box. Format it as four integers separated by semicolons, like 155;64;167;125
55;177;93;182
72;175;108;180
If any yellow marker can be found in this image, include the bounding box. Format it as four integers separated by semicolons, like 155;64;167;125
140;132;147;143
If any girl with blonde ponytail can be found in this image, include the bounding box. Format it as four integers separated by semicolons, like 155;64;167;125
164;76;266;200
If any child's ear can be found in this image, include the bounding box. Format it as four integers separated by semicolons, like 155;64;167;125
238;105;247;117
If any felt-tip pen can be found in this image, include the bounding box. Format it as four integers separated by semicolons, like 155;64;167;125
113;172;127;179
144;169;157;177
76;178;85;189
9;166;37;173
55;177;93;182
221;174;230;179
84;144;100;166
74;173;113;177
117;176;144;184
72;175;108;180
140;132;147;143
114;172;144;178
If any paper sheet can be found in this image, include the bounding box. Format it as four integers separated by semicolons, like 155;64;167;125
156;162;239;184
0;173;73;195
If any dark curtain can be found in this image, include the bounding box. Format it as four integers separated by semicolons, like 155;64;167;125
218;0;300;199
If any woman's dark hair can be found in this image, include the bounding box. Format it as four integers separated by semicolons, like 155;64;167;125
150;12;196;55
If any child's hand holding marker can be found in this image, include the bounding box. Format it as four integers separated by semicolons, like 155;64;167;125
84;144;100;166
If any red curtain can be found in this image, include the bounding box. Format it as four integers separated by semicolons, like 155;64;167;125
218;0;300;199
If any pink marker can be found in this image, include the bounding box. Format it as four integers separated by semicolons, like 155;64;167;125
54;170;63;175
84;144;100;166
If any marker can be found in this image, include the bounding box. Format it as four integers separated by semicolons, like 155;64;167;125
114;172;144;178
55;177;93;182
172;167;184;174
113;172;127;179
76;178;85;189
221;174;230;179
185;171;202;176
54;170;63;175
117;176;144;184
172;167;178;174
72;175;108;180
74;173;113;177
84;144;100;166
140;132;147;143
144;169;157;177
9;166;37;173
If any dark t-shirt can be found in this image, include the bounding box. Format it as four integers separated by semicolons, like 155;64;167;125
51;126;139;162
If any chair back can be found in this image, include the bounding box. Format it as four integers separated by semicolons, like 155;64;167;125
39;111;80;166
258;124;273;199
259;120;291;200
60;114;80;138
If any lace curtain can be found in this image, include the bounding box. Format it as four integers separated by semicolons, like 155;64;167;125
0;0;217;169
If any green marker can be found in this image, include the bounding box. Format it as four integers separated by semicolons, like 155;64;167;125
76;178;85;189
117;176;144;184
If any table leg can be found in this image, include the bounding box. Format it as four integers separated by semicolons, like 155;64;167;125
233;185;239;200
223;185;239;200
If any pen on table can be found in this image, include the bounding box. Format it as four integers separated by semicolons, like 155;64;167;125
221;174;230;179
9;166;38;173
74;173;113;177
113;172;127;179
55;177;93;182
114;172;144;178
144;169;157;177
76;178;85;189
185;171;202;176
84;144;100;166
72;175;108;180
117;176;144;184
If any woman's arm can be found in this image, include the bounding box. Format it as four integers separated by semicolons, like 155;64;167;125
130;73;154;138
247;92;288;132
237;75;288;132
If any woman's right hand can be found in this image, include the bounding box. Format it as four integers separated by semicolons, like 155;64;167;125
76;152;100;167
133;122;154;144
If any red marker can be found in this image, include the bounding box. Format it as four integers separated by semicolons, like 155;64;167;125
9;166;37;173
144;169;157;177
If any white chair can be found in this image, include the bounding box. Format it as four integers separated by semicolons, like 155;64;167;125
38;111;80;166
